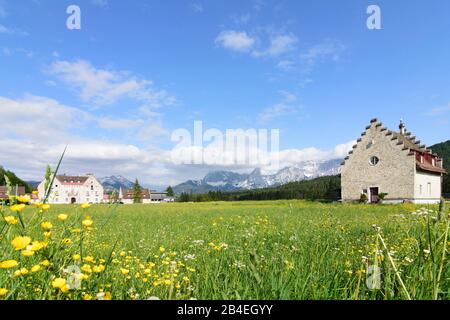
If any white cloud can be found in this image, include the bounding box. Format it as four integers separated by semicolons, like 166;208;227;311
0;24;28;36
47;60;176;108
0;95;90;141
257;91;301;123
98;117;145;130
0;24;10;33
253;33;297;57
190;3;203;13
299;39;345;72
215;30;256;53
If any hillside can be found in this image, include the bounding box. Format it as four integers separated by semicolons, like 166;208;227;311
430;140;450;195
179;175;341;202
0;166;31;193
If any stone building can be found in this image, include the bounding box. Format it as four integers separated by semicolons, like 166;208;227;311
37;173;104;204
341;118;447;204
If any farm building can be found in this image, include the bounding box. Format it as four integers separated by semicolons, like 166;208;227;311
37;173;104;204
118;188;174;204
0;185;26;200
341;118;447;204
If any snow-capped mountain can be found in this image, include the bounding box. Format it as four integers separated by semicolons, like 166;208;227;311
173;159;342;194
99;175;134;192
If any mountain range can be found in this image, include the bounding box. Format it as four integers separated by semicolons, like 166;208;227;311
98;175;135;192
173;159;342;194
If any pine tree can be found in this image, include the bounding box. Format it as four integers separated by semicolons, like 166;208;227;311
166;186;174;197
133;178;142;204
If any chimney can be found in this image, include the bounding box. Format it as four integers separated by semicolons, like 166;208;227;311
399;119;406;135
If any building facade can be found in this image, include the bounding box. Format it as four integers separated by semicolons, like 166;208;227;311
118;188;174;204
37;174;104;204
341;119;447;204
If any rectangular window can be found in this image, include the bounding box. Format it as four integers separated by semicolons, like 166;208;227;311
427;183;432;196
419;185;423;195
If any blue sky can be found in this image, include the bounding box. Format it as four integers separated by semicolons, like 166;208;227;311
0;0;449;187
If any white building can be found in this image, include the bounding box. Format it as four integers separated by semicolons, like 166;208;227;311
37;174;104;204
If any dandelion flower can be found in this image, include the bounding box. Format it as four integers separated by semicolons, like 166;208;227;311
16;195;30;203
40;221;53;231
11;236;32;251
81;203;91;209
41;204;51;211
4;216;18;225
58;214;68;221
10;204;26;212
0;260;18;269
0;288;8;296
31;265;42;273
52;278;69;293
82;217;93;228
40;260;50;267
21;249;35;257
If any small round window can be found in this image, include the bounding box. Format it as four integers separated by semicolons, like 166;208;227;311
369;156;380;166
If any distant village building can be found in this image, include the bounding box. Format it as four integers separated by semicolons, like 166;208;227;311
0;186;26;201
118;188;174;204
341;119;447;204
37;174;104;204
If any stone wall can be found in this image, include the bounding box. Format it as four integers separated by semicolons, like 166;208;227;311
341;120;416;201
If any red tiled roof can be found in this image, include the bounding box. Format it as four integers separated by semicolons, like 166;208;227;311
417;162;447;174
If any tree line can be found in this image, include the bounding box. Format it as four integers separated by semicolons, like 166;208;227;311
178;175;341;202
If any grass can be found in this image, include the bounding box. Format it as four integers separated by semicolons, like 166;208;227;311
0;200;449;300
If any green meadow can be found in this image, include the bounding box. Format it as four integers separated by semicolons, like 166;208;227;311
0;200;449;300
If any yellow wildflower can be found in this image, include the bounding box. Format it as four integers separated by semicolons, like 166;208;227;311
159;246;165;253
21;249;34;257
10;204;26;212
82;293;92;300
40;260;50;267
31;241;46;252
32;190;39;195
11;236;31;251
93;265;105;273
81;264;92;273
0;260;18;269
58;214;68;221
4;216;18;225
0;288;8;297
73;254;81;261
82;217;93;228
31;265;42;273
16;195;31;203
41;204;50;211
120;268;129;276
83;256;94;263
52;278;66;289
41;221;53;230
81;203;91;209
15;268;29;277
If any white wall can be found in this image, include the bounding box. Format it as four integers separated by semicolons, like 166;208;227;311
38;175;104;204
414;171;442;201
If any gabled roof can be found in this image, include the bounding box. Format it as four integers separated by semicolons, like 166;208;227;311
342;118;447;175
56;175;89;185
